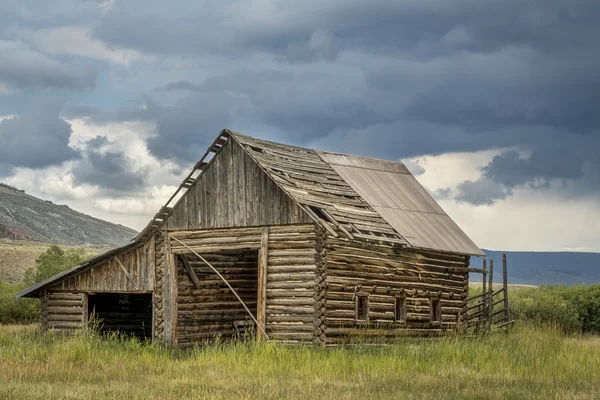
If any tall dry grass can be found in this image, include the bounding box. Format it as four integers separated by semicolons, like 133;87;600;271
1;323;599;399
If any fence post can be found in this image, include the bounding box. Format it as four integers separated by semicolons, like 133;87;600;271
488;259;494;333
477;257;487;335
503;253;509;330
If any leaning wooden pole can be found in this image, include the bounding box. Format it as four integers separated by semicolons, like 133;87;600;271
488;259;494;333
502;253;509;330
169;234;270;340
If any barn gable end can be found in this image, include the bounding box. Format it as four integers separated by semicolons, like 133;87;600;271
163;138;313;231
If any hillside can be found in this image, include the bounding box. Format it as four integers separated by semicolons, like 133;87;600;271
0;184;137;247
474;249;600;286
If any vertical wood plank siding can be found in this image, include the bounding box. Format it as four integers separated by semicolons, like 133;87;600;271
324;237;470;344
164;139;312;231
50;237;156;293
169;224;317;347
40;292;86;332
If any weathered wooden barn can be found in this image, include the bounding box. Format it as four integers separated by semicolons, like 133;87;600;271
18;129;485;346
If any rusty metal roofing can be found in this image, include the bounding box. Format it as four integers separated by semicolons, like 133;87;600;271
318;151;484;256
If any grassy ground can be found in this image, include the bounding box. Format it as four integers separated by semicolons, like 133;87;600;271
0;240;105;284
1;324;599;400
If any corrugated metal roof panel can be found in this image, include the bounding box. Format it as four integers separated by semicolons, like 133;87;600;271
321;151;484;256
318;151;411;174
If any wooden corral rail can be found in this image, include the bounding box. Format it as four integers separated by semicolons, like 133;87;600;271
461;253;513;334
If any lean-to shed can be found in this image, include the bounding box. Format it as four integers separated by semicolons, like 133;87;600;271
18;129;485;346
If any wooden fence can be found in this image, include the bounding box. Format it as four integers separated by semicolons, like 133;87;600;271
461;253;513;334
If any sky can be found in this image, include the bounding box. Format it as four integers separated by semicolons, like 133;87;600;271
1;0;599;252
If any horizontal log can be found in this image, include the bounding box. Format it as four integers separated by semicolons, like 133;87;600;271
267;273;315;282
266;306;314;315
47;300;84;307
267;324;314;333
267;281;315;290
267;265;316;274
265;332;313;341
267;298;314;306
266;315;314;323
47;307;84;315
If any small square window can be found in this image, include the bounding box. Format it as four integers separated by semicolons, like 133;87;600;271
356;294;369;322
394;296;407;323
430;298;442;324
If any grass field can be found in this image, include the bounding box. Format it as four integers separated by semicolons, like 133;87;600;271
1;323;599;400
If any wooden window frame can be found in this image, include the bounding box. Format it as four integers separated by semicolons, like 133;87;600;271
430;297;442;325
394;294;407;323
355;292;370;322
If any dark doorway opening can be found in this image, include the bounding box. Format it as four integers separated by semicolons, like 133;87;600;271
88;293;152;340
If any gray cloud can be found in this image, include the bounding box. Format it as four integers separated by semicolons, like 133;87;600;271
0;102;80;172
155;81;203;92
0;40;97;91
453;134;600;205
58;0;599;203
72;136;148;192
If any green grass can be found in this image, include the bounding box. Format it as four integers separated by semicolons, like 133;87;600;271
1;323;599;399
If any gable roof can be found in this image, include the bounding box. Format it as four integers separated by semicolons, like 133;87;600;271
233;132;483;256
17;129;482;298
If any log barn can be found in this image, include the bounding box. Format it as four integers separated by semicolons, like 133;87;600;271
18;129;485;347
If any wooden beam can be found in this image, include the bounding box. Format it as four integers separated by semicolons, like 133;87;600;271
257;227;269;340
180;255;201;289
488;259;494;333
502;253;509;332
114;256;139;290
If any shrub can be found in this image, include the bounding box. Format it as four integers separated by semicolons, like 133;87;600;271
509;284;600;334
510;286;581;333
0;283;39;324
24;245;87;285
1;245;88;325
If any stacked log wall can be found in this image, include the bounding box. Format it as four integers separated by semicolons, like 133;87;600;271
40;292;87;333
176;251;258;346
324;238;470;345
265;225;317;344
168;224;317;347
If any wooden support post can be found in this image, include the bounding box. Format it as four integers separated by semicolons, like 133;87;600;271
502;253;509;330
163;231;178;346
180;255;201;289
82;293;89;330
257;227;269;340
477;257;487;335
488;259;494;333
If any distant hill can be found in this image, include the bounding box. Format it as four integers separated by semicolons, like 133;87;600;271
472;249;600;286
0;183;137;247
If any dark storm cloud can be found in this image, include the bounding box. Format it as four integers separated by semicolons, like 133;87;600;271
72;136;148;192
76;0;600;202
453;135;600;205
0;102;80;170
0;40;97;90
